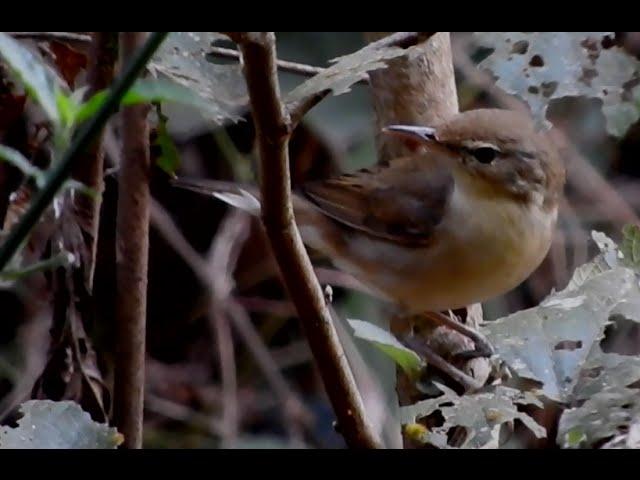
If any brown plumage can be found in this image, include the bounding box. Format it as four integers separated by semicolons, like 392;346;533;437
173;108;565;313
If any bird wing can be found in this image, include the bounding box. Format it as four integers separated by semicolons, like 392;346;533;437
302;156;454;247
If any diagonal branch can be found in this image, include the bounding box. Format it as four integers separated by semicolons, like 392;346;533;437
230;32;382;449
285;32;437;129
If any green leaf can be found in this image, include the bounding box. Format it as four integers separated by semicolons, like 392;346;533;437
0;33;62;125
153;105;180;177
564;428;587;448
347;319;423;377
55;91;81;129
0;251;76;286
0;145;94;198
75;78;227;126
0;144;45;187
620;224;640;269
0;400;123;448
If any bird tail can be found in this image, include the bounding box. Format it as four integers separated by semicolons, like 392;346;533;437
171;177;261;216
172;176;346;259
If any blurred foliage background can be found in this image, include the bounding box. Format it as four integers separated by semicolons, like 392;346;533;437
1;32;640;448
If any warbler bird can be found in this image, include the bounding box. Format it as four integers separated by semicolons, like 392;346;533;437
173;108;564;388
174;108;564;313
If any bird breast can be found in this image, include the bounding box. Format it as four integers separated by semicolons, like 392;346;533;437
330;185;557;313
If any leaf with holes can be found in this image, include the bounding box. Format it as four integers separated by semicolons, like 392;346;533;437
601;421;640;448
285;34;432;107
348;319;423;378
474;32;640;136
481;229;640;407
149;32;246;125
400;384;545;449
558;387;640;448
0;33;64;126
0;400;122;448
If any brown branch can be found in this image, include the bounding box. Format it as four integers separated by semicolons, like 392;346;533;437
286;32;437;129
72;32;118;289
209;45;328;78
113;32;152;449
231;32;382;449
366;32;458;162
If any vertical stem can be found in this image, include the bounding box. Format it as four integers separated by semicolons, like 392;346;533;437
365;32;459;163
72;32;118;289
0;31;167;272
113;32;151;449
233;32;382;448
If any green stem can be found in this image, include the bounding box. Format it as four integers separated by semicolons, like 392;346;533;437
0;31;169;271
0;251;75;281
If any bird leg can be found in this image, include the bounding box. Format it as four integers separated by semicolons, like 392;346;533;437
403;336;485;392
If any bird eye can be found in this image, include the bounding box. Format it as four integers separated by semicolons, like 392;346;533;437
471;147;499;164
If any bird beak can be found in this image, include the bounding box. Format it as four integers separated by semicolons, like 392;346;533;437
382;125;438;143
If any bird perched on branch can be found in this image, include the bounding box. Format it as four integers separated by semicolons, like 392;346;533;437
173;108;565;388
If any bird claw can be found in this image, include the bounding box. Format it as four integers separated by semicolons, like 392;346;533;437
404;338;485;392
425;311;495;358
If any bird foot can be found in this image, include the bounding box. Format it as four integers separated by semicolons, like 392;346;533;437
423;310;495;358
404;337;485;392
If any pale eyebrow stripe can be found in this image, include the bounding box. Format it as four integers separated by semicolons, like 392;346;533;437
459;140;501;151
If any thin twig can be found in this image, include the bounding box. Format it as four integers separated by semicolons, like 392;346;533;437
286;32;437;129
209;45;327;78
205;211;248;447
8;32;341;83
231;31;381;449
145;393;224;437
113;32;154;449
148;198;312;439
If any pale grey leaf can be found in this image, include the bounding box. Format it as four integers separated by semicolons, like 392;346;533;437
573;345;640;401
482;267;638;402
601;422;640;448
474;32;640;136
558;387;640;448
0;400;122;449
400;384;545;449
149;32;247;125
285;34;429;105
